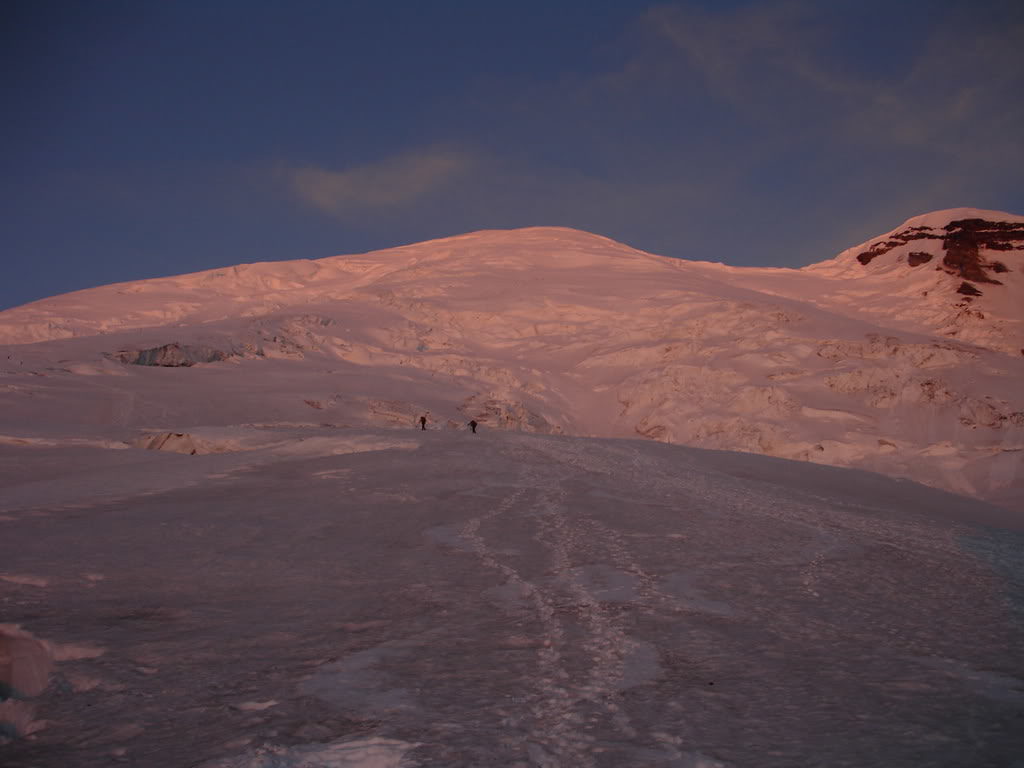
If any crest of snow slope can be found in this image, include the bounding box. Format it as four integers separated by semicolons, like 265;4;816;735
0;221;1021;510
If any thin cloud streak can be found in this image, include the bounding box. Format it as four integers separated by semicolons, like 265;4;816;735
273;3;1021;267
646;1;853;106
289;147;477;215
645;1;1024;164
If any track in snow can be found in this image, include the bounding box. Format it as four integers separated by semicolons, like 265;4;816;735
1;429;1022;767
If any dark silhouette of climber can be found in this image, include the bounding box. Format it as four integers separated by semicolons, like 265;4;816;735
468;420;478;433
419;415;427;431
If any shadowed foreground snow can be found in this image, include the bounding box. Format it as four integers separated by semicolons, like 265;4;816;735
1;428;1022;767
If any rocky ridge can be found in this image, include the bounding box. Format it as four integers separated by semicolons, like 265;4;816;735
855;217;1022;290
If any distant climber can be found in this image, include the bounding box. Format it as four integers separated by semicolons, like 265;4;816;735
419;415;427;431
468;420;478;434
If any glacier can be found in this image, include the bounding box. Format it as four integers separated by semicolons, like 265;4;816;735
1;209;1023;766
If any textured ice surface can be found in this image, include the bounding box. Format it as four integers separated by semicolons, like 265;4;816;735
1;429;1022;766
197;736;418;767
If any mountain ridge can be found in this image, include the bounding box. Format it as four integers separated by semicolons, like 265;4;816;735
1;209;1021;510
3;210;1022;351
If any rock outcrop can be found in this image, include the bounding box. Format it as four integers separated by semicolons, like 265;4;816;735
855;216;1023;284
112;343;234;367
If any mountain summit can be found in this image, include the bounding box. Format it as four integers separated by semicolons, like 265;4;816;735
801;208;1024;355
0;210;1021;509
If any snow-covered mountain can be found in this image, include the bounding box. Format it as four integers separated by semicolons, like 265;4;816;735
1;209;1022;510
3;210;1024;766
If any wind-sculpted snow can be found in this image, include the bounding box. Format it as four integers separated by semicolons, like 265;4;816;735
1;430;1021;766
0;217;1021;508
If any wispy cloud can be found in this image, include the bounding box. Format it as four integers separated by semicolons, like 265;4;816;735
288;146;476;215
277;2;1021;266
645;1;853;107
644;1;1024;163
626;0;1023;250
850;17;1024;163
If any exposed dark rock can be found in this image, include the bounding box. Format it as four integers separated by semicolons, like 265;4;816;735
918;380;953;403
943;236;1003;284
956;282;983;297
944;218;1024;235
939;218;1023;283
856;245;888;265
891;229;943;243
112;343;234;367
856;219;1022;288
855;226;943;264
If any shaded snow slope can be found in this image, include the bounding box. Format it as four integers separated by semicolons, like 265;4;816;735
0;217;1022;509
1;429;1022;766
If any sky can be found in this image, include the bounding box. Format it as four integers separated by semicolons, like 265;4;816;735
2;0;1023;310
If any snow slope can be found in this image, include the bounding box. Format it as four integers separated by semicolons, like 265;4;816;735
1;428;1022;766
2;211;1023;766
0;212;1021;508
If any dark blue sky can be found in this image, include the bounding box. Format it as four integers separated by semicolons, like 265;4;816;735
3;0;1022;309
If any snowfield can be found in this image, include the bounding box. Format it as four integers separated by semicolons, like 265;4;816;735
1;209;1023;766
2;428;1023;766
0;209;1021;508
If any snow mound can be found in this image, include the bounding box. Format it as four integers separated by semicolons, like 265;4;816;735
0;624;54;742
896;207;1024;230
